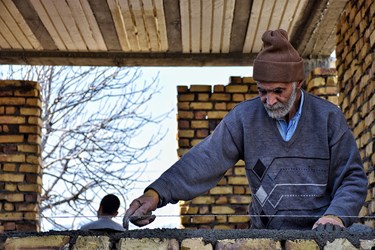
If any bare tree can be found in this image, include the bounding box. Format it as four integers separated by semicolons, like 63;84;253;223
1;65;170;230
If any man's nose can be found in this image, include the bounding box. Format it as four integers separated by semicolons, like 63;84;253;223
266;93;277;106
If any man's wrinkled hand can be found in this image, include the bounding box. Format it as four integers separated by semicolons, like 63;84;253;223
123;189;159;229
312;215;344;230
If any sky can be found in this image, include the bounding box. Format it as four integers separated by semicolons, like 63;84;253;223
119;66;253;229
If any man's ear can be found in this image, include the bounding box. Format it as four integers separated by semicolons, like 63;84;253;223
297;80;304;89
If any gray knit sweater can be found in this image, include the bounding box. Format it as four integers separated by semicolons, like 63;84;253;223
148;91;367;229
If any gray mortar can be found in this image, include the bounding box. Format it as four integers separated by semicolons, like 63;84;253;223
0;228;374;249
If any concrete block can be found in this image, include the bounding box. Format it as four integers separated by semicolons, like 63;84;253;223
118;238;179;250
323;238;356;250
4;235;70;250
285;239;319;250
216;238;281;250
182;238;212;250
73;236;110;250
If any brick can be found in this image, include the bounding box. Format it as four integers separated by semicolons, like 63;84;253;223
215;215;227;223
177;85;188;93
0;154;25;163
25;98;42;107
216;239;281;250
198;93;209;101
177;102;190;110
178;130;195;138
0;173;24;182
5;107;17;114
210;93;231;101
228;215;250;223
214;102;226;110
4;236;70;250
229;195;251;204
16;203;38;212
3;203;14;211
26;155;42;165
28;135;41;144
27;117;42;127
73;236;111;250
212;206;235;214
0;135;24;143
190;102;213;110
14;89;39;97
178;111;194;119
18;184;41;192
20;107;41;116
191;196;214;204
24;212;38;220
232;94;245;102
182;206;199;214
2;163;16;172
17;145;40;153
209;186;233;195
19;164;40;173
19;125;40;134
0;212;23;221
191;215;215;224
196;129;209;138
118;238;179;250
0;193;24;202
0;97;25;105
0;116;25;124
191;120;208;129
213;85;225;92
190;85;212;92
228;176;248;185
25;174;42;185
207;111;228;119
230;76;243;84
4;184;17;192
234;165;245;173
178;94;195;101
181;238;212;250
242;77;255;84
225;85;248;93
285;239;319;250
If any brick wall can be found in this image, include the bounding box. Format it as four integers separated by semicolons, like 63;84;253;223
0;80;42;232
0;229;374;249
177;77;257;229
335;0;374;228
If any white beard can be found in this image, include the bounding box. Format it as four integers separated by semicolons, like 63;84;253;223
263;83;297;120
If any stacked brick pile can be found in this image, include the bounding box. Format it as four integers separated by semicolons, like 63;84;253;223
176;71;342;229
0;80;42;232
335;0;374;228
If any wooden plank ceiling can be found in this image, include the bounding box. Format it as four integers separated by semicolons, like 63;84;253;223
0;0;346;66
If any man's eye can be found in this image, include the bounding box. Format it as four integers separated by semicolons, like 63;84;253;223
259;90;267;95
274;89;282;94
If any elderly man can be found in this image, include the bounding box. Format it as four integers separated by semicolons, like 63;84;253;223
123;29;367;230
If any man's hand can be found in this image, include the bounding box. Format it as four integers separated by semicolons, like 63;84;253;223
312;215;344;230
123;189;160;229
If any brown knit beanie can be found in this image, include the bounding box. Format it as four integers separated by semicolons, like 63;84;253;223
253;29;305;83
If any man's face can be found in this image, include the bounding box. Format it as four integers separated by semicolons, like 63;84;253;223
257;82;297;119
